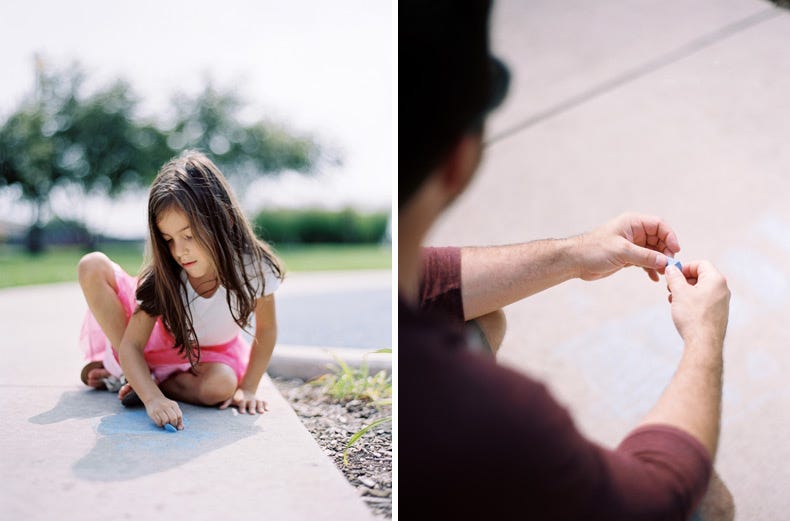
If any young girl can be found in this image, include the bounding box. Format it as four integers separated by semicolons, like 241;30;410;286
77;150;283;430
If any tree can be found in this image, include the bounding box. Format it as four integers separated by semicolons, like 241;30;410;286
0;59;170;251
165;82;329;185
0;58;329;252
63;80;173;197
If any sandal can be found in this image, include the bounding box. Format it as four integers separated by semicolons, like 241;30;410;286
80;361;107;389
120;385;143;407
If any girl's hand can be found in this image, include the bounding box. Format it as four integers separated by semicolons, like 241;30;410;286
145;395;184;430
219;388;269;415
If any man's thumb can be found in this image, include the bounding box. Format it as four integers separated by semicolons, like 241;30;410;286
665;264;686;290
626;242;666;270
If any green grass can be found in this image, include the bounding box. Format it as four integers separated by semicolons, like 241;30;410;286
274;243;392;272
0;242;391;289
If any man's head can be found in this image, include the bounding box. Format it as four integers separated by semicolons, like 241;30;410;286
399;0;509;208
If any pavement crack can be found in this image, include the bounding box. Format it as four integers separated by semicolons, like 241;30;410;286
487;6;782;146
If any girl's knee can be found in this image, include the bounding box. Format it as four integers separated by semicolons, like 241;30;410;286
196;364;237;405
77;252;113;286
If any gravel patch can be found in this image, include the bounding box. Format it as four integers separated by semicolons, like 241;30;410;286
272;377;392;519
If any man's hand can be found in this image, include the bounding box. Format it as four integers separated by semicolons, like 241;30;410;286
640;259;730;457
572;213;680;282
219;388;270;415
665;261;730;346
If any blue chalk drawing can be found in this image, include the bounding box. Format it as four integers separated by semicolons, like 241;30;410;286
71;397;261;481
554;304;681;422
746;349;781;381
720;249;788;307
754;214;790;254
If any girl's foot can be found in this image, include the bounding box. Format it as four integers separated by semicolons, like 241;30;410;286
118;383;143;407
81;361;111;389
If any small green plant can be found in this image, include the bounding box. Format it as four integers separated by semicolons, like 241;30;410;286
315;348;392;402
314;348;393;465
314;348;392;465
343;416;392;466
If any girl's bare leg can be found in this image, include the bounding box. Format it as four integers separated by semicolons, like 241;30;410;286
159;362;237;406
77;252;128;387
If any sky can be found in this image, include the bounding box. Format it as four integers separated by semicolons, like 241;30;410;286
0;0;392;238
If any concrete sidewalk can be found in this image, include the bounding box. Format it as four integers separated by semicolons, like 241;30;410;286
0;270;387;521
429;1;790;519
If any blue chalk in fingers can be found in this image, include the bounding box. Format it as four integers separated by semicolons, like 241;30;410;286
666;257;682;270
164;423;178;433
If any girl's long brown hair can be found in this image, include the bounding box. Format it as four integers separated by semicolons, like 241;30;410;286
135;150;284;371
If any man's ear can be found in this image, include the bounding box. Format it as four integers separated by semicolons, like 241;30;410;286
438;132;483;198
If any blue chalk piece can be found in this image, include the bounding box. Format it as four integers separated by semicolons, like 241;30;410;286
666;257;683;270
164;423;178;433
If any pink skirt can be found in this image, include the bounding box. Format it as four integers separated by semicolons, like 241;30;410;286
79;263;250;384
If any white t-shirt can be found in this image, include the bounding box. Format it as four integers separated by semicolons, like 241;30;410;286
179;257;281;346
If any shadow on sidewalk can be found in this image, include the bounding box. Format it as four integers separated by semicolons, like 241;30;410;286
29;390;261;481
29;390;114;424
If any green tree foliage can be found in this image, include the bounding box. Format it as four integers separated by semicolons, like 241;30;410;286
166;84;323;183
0;60;171;251
65;82;172;196
0;58;326;252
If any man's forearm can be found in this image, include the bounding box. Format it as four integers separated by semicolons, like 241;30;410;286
639;336;724;458
460;239;578;320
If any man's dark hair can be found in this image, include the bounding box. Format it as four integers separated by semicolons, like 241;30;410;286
399;0;509;207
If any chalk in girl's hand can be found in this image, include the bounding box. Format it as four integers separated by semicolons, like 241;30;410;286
666;257;682;271
164;423;178;433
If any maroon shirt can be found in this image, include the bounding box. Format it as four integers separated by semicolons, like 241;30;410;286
399;247;711;520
